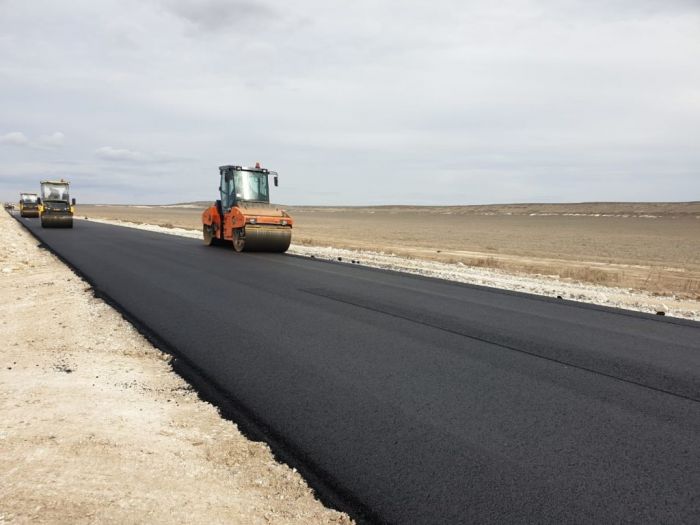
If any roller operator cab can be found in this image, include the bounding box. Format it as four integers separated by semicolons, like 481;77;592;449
38;179;75;228
201;164;293;252
19;193;40;218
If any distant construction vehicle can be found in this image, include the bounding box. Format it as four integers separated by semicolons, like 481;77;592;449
38;179;75;228
202;163;293;252
19;193;40;217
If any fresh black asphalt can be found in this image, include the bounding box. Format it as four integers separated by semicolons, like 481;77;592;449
16;215;700;524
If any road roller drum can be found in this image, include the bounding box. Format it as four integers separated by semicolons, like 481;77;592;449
41;213;74;228
233;225;292;252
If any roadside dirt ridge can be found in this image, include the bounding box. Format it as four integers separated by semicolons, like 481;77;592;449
0;211;351;525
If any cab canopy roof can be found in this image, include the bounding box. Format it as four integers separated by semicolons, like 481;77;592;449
219;165;271;174
40;179;70;185
20;192;38;196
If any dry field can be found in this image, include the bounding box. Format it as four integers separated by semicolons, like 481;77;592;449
79;202;700;300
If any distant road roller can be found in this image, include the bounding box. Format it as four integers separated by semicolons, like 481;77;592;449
202;163;293;252
38;179;75;228
19;193;40;217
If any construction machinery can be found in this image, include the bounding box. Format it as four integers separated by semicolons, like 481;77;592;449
19;193;40;217
38;179;75;228
202;163;293;252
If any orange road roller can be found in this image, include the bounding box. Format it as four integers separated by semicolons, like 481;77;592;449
202;163;293;252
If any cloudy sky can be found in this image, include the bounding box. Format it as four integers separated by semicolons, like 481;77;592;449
1;0;698;205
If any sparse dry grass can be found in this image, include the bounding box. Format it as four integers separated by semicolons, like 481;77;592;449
78;203;700;299
559;267;618;284
468;256;503;269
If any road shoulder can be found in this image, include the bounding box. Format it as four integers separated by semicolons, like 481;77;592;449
0;211;351;524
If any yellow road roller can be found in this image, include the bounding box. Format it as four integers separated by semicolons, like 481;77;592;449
38;179;75;228
19;193;40;217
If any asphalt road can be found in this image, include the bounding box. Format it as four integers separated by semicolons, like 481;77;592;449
17;215;700;524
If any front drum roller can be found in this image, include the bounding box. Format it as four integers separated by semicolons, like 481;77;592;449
41;214;73;228
233;225;292;253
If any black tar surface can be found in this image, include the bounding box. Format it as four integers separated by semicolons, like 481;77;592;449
17;216;700;524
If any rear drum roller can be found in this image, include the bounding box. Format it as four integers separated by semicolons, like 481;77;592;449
203;225;215;246
233;229;246;252
203;224;226;246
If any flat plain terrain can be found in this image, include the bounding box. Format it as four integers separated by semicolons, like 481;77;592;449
79;202;700;299
17;213;700;524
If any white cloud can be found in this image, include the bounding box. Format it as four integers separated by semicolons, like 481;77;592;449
0;1;698;204
0;131;65;149
0;131;30;146
37;131;65;147
96;146;148;162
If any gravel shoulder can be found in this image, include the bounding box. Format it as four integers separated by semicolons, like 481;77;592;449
81;217;700;322
0;211;351;524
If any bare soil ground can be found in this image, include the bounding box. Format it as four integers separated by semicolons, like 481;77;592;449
0;211;351;524
80;202;700;300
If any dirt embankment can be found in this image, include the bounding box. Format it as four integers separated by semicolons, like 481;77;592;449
0;211;351;524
